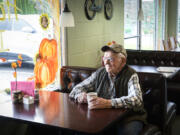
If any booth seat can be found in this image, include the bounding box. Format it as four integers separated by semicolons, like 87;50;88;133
60;66;176;135
126;49;180;114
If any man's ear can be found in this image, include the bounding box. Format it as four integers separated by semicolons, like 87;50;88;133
121;57;126;67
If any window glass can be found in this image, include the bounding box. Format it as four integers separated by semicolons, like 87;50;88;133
0;0;59;90
124;0;162;50
0;19;12;30
141;0;155;50
124;38;138;49
178;0;180;42
124;0;138;49
13;18;36;33
0;0;54;57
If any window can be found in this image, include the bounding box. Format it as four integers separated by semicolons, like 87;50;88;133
141;0;156;50
124;0;139;49
177;0;180;42
124;0;165;50
0;0;60;90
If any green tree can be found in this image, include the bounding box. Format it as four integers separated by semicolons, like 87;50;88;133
16;0;38;14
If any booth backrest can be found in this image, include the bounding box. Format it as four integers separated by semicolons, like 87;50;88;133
127;49;180;67
126;49;180;115
138;72;167;129
60;66;96;93
60;66;168;131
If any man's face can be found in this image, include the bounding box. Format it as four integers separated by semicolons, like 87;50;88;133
103;51;124;76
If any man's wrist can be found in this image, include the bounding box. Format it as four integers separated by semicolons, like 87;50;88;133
77;92;87;103
105;99;112;108
111;99;116;108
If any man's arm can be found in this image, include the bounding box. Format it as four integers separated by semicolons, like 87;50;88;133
111;73;143;111
69;71;97;102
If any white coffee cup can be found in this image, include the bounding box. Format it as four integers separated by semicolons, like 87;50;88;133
87;92;97;103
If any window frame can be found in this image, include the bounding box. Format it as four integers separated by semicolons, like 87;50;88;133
124;0;165;50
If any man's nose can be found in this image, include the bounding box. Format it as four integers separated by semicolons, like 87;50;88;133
104;59;110;65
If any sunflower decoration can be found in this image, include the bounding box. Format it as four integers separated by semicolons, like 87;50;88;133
40;13;50;30
11;54;23;90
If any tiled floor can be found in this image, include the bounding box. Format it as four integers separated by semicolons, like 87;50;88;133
172;115;180;135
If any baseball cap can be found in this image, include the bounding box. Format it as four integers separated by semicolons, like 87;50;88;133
101;43;127;58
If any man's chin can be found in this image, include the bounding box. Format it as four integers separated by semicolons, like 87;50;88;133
105;68;112;73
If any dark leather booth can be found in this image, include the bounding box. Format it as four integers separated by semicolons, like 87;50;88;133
59;66;176;135
126;49;180;67
127;49;180;114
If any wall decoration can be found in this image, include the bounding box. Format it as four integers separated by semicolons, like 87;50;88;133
34;38;58;89
0;0;21;20
0;0;61;91
11;54;23;91
84;0;113;20
104;0;113;20
84;0;98;20
40;13;50;30
0;30;9;52
28;0;61;90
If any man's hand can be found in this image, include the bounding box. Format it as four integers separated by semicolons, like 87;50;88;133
88;97;112;109
77;92;87;103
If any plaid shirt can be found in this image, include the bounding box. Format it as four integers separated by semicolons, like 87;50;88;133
69;71;143;110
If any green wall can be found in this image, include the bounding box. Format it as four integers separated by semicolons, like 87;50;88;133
66;0;124;68
167;0;178;39
65;0;178;67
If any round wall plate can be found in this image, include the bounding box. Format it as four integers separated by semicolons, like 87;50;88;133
104;0;113;20
84;0;96;20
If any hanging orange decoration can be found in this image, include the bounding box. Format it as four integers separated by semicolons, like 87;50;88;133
0;58;7;62
17;60;22;67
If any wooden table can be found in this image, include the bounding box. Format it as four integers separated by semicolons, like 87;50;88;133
0;91;128;134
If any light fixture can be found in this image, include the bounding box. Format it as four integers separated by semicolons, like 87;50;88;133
138;8;144;21
60;0;75;27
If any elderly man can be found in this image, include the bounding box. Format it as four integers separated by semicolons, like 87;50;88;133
69;43;146;135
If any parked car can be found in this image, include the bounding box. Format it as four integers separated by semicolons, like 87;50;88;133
0;15;53;90
0;51;34;70
0;51;34;90
0;18;43;58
